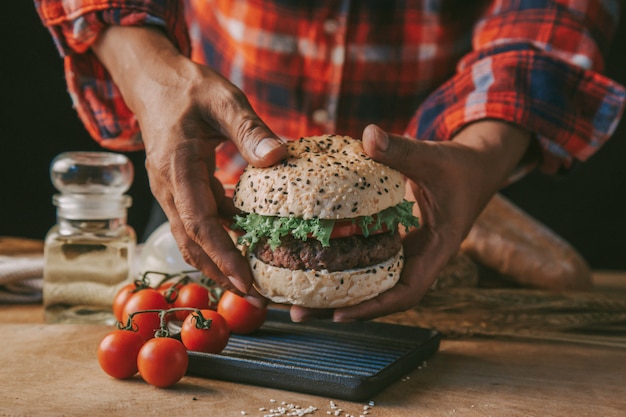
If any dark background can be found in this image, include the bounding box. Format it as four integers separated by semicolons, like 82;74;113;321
2;2;625;269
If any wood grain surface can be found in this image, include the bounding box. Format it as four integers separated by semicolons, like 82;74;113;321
0;237;43;256
0;306;625;417
1;238;625;416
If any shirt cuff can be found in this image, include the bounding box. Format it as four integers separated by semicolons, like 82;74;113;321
36;1;190;151
405;48;626;175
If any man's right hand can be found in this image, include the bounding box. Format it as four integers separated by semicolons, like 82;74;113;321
92;26;286;297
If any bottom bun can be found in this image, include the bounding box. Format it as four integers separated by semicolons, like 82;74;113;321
248;248;404;308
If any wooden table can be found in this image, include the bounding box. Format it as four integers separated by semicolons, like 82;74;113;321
1;237;625;416
1;303;625;417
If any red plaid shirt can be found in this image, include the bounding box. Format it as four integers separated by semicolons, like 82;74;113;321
35;0;625;187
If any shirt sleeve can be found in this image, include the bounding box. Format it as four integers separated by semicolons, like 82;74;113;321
34;0;190;151
404;0;626;175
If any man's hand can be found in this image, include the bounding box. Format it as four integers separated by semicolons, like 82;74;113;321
92;26;287;297
291;121;531;321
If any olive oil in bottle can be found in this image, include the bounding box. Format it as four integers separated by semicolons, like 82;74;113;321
43;152;136;324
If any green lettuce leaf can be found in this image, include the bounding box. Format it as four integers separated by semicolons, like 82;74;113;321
233;200;420;250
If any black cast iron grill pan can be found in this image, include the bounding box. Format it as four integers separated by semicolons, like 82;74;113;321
183;309;441;401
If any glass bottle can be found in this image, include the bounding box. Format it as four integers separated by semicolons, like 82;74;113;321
43;152;136;325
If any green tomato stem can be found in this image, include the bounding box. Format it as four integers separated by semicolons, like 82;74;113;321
117;307;208;337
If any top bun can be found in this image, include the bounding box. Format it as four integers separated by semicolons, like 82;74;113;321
233;135;405;219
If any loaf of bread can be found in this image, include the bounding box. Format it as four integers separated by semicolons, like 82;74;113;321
461;194;592;291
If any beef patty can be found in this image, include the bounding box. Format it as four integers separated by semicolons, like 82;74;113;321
251;230;402;272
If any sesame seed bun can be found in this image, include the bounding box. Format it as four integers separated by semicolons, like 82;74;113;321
248;248;404;308
233;134;411;308
233;135;405;219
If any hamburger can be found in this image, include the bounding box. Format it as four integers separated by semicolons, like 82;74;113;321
232;134;420;308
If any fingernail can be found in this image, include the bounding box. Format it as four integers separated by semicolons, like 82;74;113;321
254;138;283;159
290;309;306;322
228;275;248;293
374;127;389;152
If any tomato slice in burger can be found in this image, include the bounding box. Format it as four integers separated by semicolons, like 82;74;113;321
329;221;362;239
329;219;389;239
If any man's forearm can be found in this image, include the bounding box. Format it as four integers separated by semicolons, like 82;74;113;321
91;25;186;117
452;120;532;192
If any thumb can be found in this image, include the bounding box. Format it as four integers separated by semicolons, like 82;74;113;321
218;91;287;167
362;124;428;177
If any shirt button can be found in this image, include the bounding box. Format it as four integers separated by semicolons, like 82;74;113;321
323;19;339;35
312;109;329;125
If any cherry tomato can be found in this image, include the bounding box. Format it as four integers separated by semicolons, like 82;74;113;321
97;329;145;379
180;309;230;353
113;283;144;322
173;283;211;321
217;291;268;334
137;337;188;388
122;288;169;341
